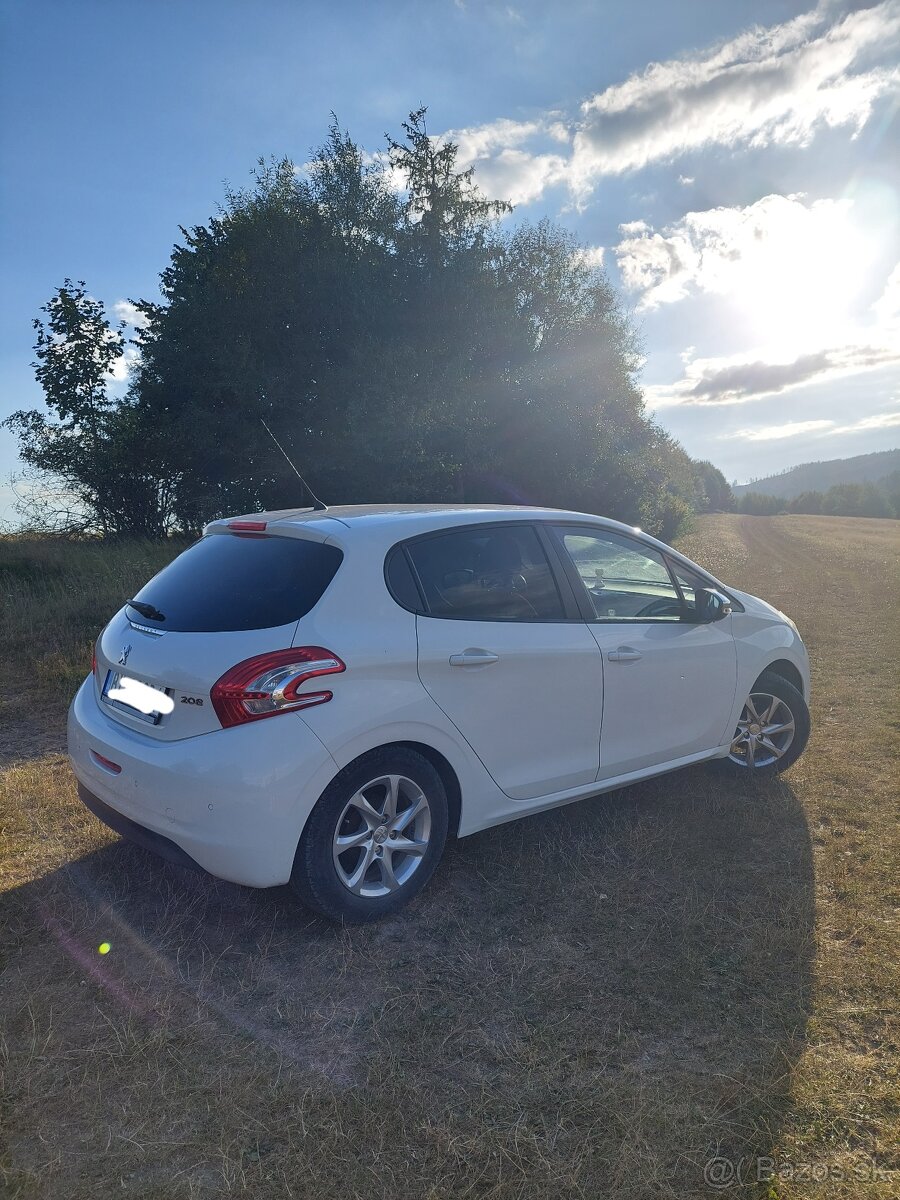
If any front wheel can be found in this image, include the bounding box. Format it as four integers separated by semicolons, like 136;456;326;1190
290;748;449;923
720;670;810;777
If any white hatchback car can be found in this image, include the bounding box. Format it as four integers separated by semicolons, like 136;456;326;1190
69;504;811;922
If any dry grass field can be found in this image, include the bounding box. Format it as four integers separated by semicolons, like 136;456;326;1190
1;514;897;1199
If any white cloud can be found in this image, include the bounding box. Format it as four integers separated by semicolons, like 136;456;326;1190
646;341;900;409
105;301;146;385
614;192;863;311
572;245;605;269
873;261;900;325
443;117;569;205
546;120;571;144
570;1;900;190
437;2;900;206
832;409;900;433
447;117;543;165
639;223;900;411
107;344;140;384
468;147;568;206
113;299;149;329
724;409;900;441
724;419;836;441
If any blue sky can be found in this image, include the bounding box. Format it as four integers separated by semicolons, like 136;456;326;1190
1;0;899;523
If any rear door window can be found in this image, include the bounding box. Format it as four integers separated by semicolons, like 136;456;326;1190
126;534;342;632
404;525;565;620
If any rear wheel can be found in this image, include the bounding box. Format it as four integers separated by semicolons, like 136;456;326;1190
290;747;448;923
720;670;810;777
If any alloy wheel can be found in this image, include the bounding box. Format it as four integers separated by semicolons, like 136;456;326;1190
729;692;796;768
332;774;432;897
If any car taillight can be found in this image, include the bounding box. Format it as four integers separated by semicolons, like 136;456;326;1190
210;647;345;728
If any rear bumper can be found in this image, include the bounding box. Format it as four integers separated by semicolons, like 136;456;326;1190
77;782;205;873
67;677;339;887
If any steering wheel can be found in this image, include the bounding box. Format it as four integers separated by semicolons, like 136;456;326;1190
480;573;539;617
634;597;682;619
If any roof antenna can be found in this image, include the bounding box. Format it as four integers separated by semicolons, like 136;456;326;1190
259;417;327;511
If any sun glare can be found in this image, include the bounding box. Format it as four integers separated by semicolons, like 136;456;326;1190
738;199;876;353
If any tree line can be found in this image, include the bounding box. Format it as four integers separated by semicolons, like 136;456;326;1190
6;111;734;541
736;476;899;519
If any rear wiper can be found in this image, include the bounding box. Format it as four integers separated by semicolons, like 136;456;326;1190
127;600;166;622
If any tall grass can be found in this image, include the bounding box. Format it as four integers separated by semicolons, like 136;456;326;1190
0;536;187;703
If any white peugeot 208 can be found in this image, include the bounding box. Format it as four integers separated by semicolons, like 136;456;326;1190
68;504;811;922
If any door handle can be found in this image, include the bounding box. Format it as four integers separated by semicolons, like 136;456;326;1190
607;646;642;663
449;649;500;667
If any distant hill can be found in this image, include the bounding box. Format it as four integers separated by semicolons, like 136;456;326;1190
734;449;900;500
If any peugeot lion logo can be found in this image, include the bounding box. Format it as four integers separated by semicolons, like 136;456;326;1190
118;644;132;667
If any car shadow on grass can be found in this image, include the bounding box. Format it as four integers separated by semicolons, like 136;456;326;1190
1;765;814;1199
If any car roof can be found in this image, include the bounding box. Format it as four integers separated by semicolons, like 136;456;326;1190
203;503;728;589
208;502;642;537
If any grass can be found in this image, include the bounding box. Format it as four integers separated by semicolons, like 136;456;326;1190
0;514;897;1198
0;535;187;710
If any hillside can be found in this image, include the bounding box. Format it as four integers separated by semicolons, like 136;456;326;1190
734;448;900;499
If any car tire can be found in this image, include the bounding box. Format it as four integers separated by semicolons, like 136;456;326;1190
290;747;449;923
717;669;810;778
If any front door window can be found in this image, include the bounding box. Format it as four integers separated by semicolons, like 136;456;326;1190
559;530;683;621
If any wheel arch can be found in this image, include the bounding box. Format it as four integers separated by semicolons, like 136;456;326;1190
390;741;462;838
307;738;464;841
756;658;804;696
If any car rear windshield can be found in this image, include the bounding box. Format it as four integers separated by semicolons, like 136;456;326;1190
126;533;343;632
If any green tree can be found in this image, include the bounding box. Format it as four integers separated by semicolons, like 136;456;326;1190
2;281;172;535
880;469;900;517
387;106;511;265
692;460;734;512
738;491;782;516
788;490;824;514
127;151;369;528
6;112;719;541
4;281;124;533
128;114;696;534
858;482;894;518
824;482;894;518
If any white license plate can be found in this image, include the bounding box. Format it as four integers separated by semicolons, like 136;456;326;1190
101;670;173;724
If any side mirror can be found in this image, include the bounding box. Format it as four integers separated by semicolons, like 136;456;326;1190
695;588;733;623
